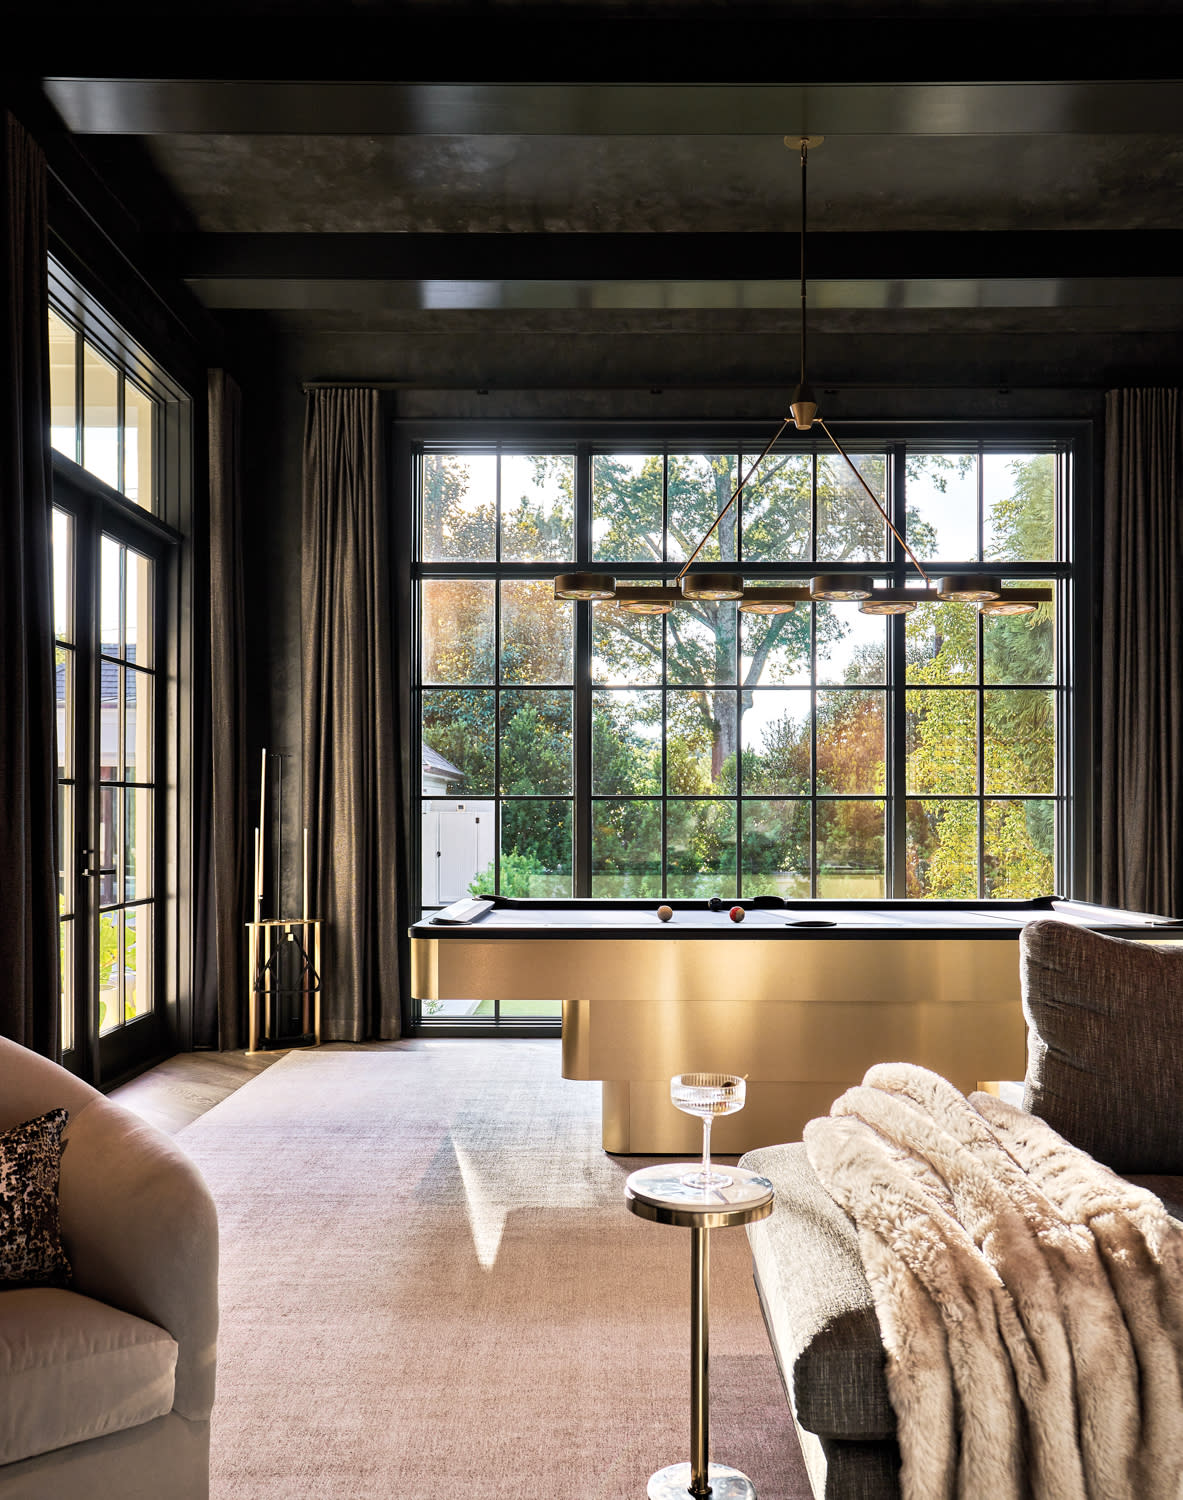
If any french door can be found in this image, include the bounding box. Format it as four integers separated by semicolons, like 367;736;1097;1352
54;462;168;1084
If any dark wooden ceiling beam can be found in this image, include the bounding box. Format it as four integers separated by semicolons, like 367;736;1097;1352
155;230;1183;283
21;17;1183;86
43;78;1183;136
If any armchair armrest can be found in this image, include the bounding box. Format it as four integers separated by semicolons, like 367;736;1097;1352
58;1096;218;1422
740;1142;895;1442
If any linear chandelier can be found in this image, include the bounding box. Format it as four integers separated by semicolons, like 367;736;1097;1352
555;138;1049;619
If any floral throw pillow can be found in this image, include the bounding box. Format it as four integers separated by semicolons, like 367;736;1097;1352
0;1109;71;1286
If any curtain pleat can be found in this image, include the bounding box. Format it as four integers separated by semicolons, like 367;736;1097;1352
205;369;249;1048
1099;389;1183;916
301;389;401;1039
0;113;59;1054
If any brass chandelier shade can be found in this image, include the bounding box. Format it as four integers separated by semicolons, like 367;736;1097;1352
555;138;1048;620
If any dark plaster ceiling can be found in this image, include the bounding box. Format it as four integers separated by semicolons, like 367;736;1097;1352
16;3;1183;344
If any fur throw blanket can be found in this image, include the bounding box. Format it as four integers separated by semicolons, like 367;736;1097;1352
803;1063;1183;1500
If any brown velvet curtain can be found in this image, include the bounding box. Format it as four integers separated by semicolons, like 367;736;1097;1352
301;389;401;1039
0;113;59;1055
205;370;249;1048
1099;388;1183;916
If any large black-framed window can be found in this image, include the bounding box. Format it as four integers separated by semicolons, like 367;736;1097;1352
409;422;1082;1027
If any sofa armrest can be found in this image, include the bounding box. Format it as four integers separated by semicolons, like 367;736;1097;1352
58;1097;218;1422
0;1037;101;1131
740;1142;895;1442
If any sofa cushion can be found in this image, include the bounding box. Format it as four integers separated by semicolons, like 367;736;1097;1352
0;1286;177;1464
740;1141;896;1442
1021;919;1183;1173
0;1110;71;1287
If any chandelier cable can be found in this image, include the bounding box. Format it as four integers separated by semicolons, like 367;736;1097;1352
800;139;808;392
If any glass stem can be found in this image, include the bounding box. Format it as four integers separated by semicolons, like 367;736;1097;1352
701;1115;712;1183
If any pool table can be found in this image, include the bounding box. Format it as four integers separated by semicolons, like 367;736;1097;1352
409;895;1183;1153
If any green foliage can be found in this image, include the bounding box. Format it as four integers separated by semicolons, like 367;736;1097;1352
423;689;495;796
97;917;136;1029
471;848;544;899
590;799;662;896
592;695;659;795
987;453;1054;561
501;455;574;561
498;695;571;796
902;452;973;559
905;456;1057;897
743;804;809;883
421;454;495;560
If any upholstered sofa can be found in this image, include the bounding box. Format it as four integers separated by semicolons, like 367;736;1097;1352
740;919;1183;1500
0;1037;218;1499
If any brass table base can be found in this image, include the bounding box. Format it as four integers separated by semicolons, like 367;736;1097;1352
627;1166;774;1500
647;1461;758;1500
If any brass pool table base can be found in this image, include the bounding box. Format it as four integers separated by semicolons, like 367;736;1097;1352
560;934;1028;1153
411;899;1183;1155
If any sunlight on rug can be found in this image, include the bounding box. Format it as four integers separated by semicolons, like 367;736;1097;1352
177;1040;812;1500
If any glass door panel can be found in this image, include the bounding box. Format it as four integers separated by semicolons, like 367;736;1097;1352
53;508;76;1057
97;534;157;1044
53;467;165;1084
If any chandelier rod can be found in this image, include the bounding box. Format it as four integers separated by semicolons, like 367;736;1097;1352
815;418;934;586
673;418;792;584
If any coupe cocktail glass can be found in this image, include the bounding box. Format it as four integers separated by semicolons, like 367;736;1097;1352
670;1073;746;1190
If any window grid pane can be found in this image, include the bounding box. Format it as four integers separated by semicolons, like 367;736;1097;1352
83;342;120;492
49;312;77;462
50;306;160;516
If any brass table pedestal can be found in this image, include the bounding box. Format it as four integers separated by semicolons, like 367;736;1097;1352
625;1166;774;1500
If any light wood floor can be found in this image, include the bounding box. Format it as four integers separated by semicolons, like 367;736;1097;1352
109;1049;285;1135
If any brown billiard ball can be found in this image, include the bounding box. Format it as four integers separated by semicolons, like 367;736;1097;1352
657;905;674;922
729;906;745;923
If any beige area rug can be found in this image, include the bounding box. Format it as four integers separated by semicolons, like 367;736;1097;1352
176;1039;811;1500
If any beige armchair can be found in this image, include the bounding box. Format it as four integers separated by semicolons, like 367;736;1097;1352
0;1037;217;1500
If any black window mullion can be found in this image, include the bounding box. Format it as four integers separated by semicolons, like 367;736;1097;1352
117;376;126;501
73;331;83;467
977;607;986;898
75;494;98;1074
810;605;818;900
576;447;591;566
1056;447;1074;894
574;601;592;898
494;448;502;563
976;439;985;563
735;678;743;898
889;443;908;897
493;573;502;896
737;443;745;565
661;611;669;900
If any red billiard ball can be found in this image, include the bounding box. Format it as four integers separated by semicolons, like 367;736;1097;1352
657;905;674;922
729;906;745;923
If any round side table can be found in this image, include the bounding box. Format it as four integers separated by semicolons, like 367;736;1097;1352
625;1165;774;1500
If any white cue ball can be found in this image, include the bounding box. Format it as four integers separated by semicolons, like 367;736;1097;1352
657;905;674;922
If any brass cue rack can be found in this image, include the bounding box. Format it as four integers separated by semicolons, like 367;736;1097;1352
246;748;322;1053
